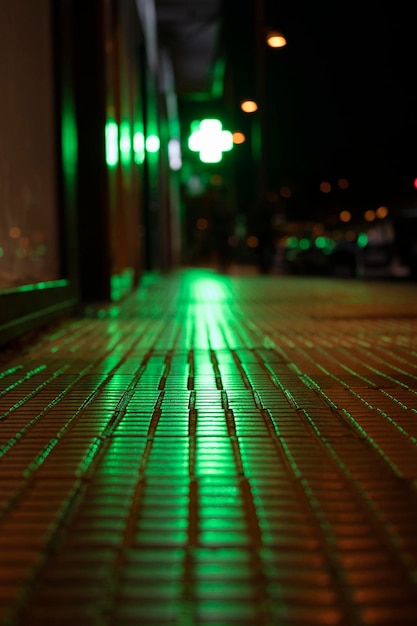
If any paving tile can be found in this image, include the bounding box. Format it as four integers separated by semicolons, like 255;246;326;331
2;270;417;624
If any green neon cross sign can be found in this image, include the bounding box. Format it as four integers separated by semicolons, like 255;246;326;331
188;119;233;163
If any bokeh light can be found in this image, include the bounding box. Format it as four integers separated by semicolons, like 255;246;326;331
339;210;351;223
168;138;182;170
241;100;258;113
266;31;287;48
337;177;349;190
133;131;145;164
9;227;21;239
376;205;388;219
146;135;160;153
232;131;246;144
105;121;118;166
364;210;376;222
320;181;331;193
188;119;233;163
196;218;209;231
247;236;259;248
357;232;368;247
119;121;131;164
280;185;292;198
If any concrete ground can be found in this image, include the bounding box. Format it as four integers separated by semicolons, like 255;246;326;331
1;268;417;625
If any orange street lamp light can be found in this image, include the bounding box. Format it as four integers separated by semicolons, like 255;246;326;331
232;131;246;144
266;30;287;48
241;99;258;113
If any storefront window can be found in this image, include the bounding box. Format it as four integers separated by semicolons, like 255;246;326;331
0;0;60;290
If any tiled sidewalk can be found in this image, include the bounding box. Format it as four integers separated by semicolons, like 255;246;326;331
1;269;417;625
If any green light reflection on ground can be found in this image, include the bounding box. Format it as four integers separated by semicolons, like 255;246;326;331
0;279;69;294
185;272;233;349
111;268;134;301
190;275;230;302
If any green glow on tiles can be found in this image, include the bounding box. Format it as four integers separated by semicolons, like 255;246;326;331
111;268;134;302
302;375;321;390
119;121;131;164
0;365;23;380
133;131;145;164
280;440;302;478
376;407;409;438
105;121;119;166
303;409;322;436
341;408;368;438
0;247;3;257
146;134;160;153
357;232;368;247
192;277;229;302
188;119;233;163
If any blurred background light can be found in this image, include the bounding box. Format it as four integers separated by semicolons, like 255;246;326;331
266;30;287;48
119;121;131;164
188;119;233;163
364;210;376;222
320;181;332;193
339;210;352;223
146;134;160;152
168;138;182;170
133;131;145;164
240;100;258;113
232;131;246;144
376;205;389;219
105;121;118;167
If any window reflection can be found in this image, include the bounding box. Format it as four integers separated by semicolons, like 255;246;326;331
0;1;60;290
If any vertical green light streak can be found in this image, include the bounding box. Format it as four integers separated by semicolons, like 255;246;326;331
105;121;119;167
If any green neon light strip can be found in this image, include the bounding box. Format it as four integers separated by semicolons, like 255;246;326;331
133;131;145;164
105;121;119;166
211;57;226;99
0;279;69;295
119;122;131;164
146;135;160;153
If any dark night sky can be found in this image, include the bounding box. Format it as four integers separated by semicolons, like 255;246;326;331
223;0;417;217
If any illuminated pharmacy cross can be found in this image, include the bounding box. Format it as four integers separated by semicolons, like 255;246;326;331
188;119;233;163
